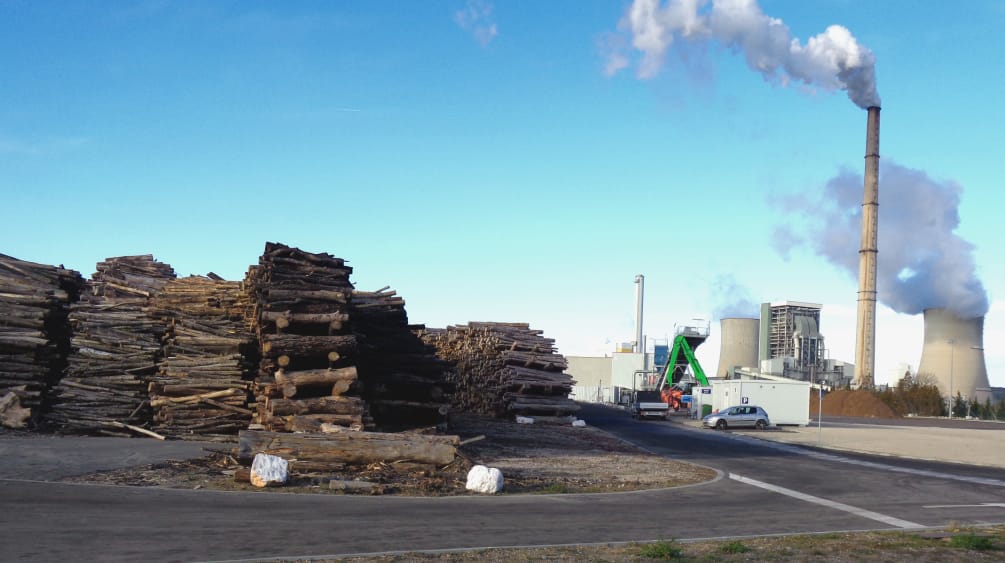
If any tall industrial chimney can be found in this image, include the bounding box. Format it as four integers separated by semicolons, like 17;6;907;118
634;274;644;354
853;106;881;388
917;308;991;404
716;317;759;378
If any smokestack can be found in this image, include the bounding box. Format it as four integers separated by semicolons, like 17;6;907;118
717;318;759;378
853;106;880;388
917;308;991;404
634;274;644;354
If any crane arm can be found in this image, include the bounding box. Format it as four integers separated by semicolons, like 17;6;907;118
661;334;710;388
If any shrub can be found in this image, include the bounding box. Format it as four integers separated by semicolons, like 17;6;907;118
720;540;750;553
638;540;683;559
950;533;995;551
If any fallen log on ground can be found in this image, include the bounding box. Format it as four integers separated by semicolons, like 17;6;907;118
238;429;459;466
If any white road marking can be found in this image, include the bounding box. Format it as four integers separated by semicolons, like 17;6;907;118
923;502;1005;509
741;438;1005;487
730;473;923;529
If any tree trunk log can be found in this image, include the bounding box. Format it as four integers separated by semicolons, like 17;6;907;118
238;430;458;466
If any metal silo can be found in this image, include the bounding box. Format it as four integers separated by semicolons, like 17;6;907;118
916;308;991;405
716;318;760;378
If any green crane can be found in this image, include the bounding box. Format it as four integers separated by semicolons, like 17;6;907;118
661;333;710;389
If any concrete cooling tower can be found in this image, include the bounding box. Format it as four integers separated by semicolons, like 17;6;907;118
716;318;759;378
916;308;991;404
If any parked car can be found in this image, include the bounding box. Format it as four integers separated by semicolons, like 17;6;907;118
702;405;770;430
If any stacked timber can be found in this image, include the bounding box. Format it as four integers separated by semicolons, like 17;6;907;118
0;254;83;427
44;255;176;436
148;276;255;440
420;322;579;419
351;287;453;430
247;243;365;431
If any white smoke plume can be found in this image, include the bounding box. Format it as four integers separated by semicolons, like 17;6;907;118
607;0;880;108
773;161;989;318
709;274;760;320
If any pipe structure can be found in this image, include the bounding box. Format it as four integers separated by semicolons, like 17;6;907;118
634;274;644;354
853;106;881;388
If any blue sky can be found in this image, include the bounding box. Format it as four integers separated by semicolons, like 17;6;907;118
2;1;1003;387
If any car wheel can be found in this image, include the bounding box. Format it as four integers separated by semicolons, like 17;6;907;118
715;419;727;431
755;419;767;430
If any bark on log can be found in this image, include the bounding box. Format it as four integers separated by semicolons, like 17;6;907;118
238;429;458;466
266;396;364;416
276;367;357;398
261;335;357;358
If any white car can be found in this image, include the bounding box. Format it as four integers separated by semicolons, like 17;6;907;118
703;405;770;430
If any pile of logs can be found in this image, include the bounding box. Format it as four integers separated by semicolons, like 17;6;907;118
44;255;176;436
351;287;453;430
419;322;579;419
245;243;366;432
147;276;255;440
0;254;83;427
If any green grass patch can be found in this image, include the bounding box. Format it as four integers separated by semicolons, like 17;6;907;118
950;533;996;551
638;540;683;559
719;540;750;554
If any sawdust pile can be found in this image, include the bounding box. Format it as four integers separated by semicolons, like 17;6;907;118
809;389;899;419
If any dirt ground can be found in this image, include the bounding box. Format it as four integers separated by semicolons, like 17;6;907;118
810;389;899;418
59;413;717;495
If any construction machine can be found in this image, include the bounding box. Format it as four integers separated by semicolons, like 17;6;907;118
630;333;709;419
659;333;710;409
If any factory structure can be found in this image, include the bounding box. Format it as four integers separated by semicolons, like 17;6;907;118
567;294;853;406
721;301;853;388
917;308;992;404
567;107;997;410
568;298;996;408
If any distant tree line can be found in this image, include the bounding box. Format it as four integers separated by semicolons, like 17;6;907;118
873;373;1005;420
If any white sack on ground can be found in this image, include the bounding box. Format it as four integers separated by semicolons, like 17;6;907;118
250;453;289;488
465;464;504;494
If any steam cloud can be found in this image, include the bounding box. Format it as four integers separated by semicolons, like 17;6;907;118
606;0;880;108
773;161;989;318
710;274;760;320
455;0;498;47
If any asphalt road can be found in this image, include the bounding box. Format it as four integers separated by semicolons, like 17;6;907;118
2;408;1004;562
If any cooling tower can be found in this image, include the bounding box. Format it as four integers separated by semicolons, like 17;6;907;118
716;317;759;378
916;308;991;404
854;105;881;388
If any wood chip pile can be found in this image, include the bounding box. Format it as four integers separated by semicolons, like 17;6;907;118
0;254;83;426
147;276;255;440
44;255;176;435
419;322;578;419
351;287;453;430
245;243;366;432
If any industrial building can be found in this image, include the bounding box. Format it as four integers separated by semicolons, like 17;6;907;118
751;301;853;388
567;300;854;405
916;308;992;404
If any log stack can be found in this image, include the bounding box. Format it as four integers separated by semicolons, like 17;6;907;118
246;243;366;431
44;255;176;436
419;322;579;419
0;254;83;427
351;287;453;430
148;276;255;440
